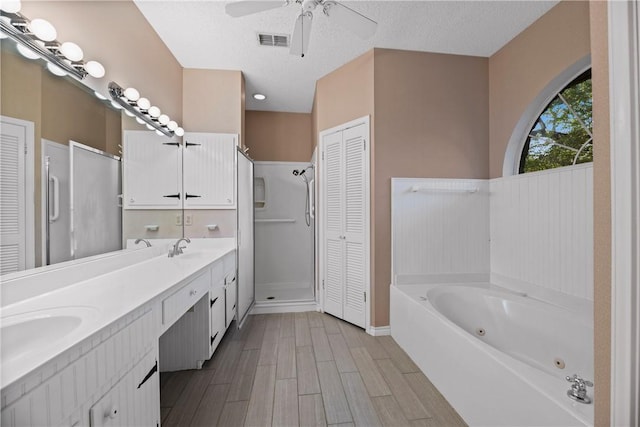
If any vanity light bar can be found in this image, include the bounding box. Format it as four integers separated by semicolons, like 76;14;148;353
108;82;178;138
0;11;104;80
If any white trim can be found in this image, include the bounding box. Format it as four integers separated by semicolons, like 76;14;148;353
502;55;592;177
251;300;318;314
367;325;390;336
318;115;371;331
609;1;640;425
1;115;35;270
40;139;68;265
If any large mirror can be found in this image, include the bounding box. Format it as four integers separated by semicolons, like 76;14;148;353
0;42;183;275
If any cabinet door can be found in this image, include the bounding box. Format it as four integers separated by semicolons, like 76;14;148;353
123;130;181;209
209;285;225;355
183;132;237;209
225;273;237;328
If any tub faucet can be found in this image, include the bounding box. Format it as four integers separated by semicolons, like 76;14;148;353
168;237;191;257
566;374;593;404
134;238;151;247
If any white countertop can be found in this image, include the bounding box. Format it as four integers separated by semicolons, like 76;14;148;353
0;238;235;389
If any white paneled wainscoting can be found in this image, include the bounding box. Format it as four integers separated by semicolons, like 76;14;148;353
392;163;594;302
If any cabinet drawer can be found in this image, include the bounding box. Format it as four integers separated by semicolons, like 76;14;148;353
162;271;210;326
223;252;236;276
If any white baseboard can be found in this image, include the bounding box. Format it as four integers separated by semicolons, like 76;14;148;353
368;325;391;336
251;300;318;314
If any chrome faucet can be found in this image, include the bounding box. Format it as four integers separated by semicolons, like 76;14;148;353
566;374;593;404
134;238;152;247
168;237;191;257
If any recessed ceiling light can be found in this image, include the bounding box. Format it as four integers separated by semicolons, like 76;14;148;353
253;93;266;101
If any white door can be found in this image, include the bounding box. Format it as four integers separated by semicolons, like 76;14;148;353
42;140;71;265
183;132;237;208
321;119;369;329
0;117;34;274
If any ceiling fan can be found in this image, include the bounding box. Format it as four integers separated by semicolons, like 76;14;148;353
225;0;377;57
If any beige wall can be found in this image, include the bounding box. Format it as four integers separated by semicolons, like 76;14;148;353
372;48;489;326
488;1;591;178
590;1;611;424
245;111;313;161
183;69;244;137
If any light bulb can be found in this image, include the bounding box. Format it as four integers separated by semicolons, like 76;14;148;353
135;117;145;125
124;87;140;102
148;106;161;118
94;91;107;100
155;130;164;137
30;18;57;42
124;110;135;118
137;97;150;110
110;100;122;110
84;60;105;78
158;114;170;125
46;62;67;77
0;0;21;13
59;42;83;61
0;17;9;39
146;124;154;131
16;44;39;60
175;127;184;137
167;121;178;131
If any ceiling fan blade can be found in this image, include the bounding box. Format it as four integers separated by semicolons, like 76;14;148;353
225;1;286;18
290;12;313;57
323;1;377;39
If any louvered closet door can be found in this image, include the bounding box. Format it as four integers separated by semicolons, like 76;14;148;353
323;130;345;318
0;122;26;274
342;124;367;328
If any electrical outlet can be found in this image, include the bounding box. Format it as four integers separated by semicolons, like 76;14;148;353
175;213;182;226
185;214;193;226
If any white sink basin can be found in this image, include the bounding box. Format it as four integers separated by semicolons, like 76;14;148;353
1;306;98;364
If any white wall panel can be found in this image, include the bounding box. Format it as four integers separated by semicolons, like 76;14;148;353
392;178;490;283
490;164;593;300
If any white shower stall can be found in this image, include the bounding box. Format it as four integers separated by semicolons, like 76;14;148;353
254;161;314;303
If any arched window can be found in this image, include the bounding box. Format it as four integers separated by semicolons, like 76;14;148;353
519;69;592;173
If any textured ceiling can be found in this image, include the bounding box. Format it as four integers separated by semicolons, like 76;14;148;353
134;0;558;113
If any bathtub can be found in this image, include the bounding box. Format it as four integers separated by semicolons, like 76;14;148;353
390;283;594;427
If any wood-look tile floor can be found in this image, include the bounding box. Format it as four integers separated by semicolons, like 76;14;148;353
160;312;467;427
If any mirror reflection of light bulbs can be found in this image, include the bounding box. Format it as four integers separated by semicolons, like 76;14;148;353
16;44;39;60
148;106;161;118
30;18;57;42
146;124;154;131
167;121;178;131
59;42;83;61
158;114;170;125
155;130;164;137
124;110;135;118
175;127;185;137
0;0;21;13
135;117;145;125
110;100;122;110
137;97;150;110
46;62;67;77
124;87;140;102
94;91;107;100
84;60;105;78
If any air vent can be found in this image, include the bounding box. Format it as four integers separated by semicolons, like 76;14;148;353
257;33;289;47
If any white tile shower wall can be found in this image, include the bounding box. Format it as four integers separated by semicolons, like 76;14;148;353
490;164;594;300
391;178;490;283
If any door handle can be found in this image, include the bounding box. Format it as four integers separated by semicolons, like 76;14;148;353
163;193;181;199
49;175;60;222
185;193;202;199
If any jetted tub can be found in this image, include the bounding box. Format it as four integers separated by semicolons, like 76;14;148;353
390;283;594;426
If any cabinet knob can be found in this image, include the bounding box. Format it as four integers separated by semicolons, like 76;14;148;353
106;406;118;420
190;289;197;296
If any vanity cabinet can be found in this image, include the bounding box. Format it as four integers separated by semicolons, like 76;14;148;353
223;252;237;328
122;130;237;210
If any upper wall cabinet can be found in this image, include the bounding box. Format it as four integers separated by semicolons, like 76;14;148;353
123;131;237;210
123;131;182;209
183;132;237;209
